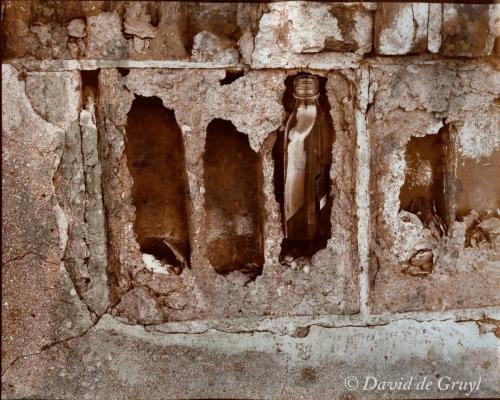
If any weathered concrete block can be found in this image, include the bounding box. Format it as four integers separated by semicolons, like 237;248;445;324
2;0;106;59
96;68;359;323
2;1;498;62
441;4;495;57
252;2;371;68
374;3;428;55
23;70;109;316
368;62;500;313
374;3;497;57
2;314;499;399
1;64;94;373
2;2;500;399
86;11;127;59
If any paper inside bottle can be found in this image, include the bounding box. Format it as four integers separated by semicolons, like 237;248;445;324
284;104;317;221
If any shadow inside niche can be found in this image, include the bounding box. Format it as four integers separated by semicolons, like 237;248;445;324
399;127;449;236
203;118;264;279
219;69;244;85
125;96;191;273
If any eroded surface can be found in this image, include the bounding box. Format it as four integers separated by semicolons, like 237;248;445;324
2;2;500;398
368;62;500;313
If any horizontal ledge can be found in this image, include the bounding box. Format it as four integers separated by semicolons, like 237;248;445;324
145;306;500;336
3;55;490;72
6;59;245;71
4;57;360;71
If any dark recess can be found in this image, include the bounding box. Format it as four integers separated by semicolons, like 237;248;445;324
203;118;264;279
125;96;191;273
220;69;245;85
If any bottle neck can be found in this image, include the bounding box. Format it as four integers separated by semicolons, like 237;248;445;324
294;96;319;108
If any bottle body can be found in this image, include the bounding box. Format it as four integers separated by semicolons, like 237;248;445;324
283;76;332;242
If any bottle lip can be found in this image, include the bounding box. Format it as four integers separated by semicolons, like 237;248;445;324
293;75;320;99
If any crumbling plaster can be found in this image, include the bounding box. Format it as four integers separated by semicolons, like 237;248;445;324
2;1;499;399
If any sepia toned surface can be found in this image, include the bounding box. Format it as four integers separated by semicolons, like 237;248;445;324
1;2;499;399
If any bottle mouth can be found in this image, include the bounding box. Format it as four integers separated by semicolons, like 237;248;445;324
293;75;320;99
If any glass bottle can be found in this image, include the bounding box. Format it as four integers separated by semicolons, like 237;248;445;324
283;75;333;242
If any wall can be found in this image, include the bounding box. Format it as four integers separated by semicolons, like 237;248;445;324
1;2;499;399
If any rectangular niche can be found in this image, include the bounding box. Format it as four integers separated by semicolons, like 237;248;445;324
203;119;264;278
399;127;450;235
125;95;191;274
273;74;335;260
400;124;499;244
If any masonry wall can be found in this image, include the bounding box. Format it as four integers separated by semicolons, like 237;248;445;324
2;2;499;399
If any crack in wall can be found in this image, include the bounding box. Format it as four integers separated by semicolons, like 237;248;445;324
1;312;105;379
144;306;500;337
3;308;498;383
1;252;50;267
19;69;110;320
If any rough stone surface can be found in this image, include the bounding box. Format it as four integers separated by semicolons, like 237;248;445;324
24;70;109;316
86;11;128;59
2;2;500;399
191;31;240;64
251;2;366;68
2;1;497;62
2;64;94;373
441;4;495;57
374;3;428;55
428;4;442;54
2;314;499;399
97;68;359;323
67;19;86;38
368;62;500;313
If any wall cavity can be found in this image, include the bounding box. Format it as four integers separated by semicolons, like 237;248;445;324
219;68;245;85
203;118;264;278
400;123;499;247
399;128;449;236
125;96;190;274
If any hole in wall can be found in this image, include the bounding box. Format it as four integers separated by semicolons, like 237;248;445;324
81;69;99;89
125;96;191;273
399;127;448;236
273;74;334;261
400;124;499;248
203;118;264;278
117;68;130;77
219;68;244;85
80;69;99;106
146;3;160;27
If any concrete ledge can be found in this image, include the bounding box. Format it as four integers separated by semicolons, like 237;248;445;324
4;56;495;72
2;313;498;399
